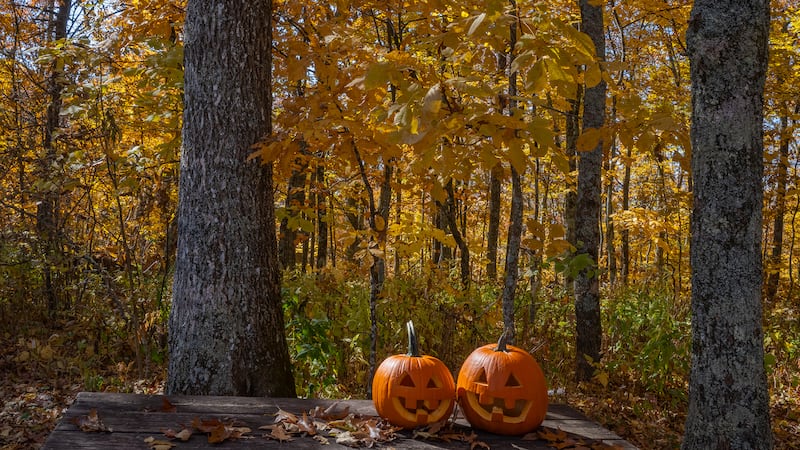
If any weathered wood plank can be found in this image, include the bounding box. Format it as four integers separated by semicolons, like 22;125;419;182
43;393;638;449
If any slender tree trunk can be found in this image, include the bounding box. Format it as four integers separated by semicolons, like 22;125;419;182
486;164;502;281
315;162;328;270
683;0;772;446
438;179;470;289
279;156;308;270
621;144;631;284
564;90;581;252
502;167;523;342
354;142;392;398
37;0;72;316
605;97;617;285
167;0;295;397
501;3;521;342
574;0;605;382
766;112;790;301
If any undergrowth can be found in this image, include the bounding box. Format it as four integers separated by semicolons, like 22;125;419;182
2;271;798;449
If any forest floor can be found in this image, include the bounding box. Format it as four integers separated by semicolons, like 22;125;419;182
1;330;798;450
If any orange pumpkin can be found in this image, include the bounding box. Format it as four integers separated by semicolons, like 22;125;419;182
372;321;456;429
456;330;548;435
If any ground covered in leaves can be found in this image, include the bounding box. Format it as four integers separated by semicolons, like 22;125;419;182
2;326;799;449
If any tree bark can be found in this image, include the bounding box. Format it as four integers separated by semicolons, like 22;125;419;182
279;156;308;270
683;0;772;447
605;97;617;285
37;0;72;316
621;143;631;284
167;0;296;397
315;162;328;270
765;112;790;302
437;179;470;289
574;0;605;382
486;163;502;281
501;2;521;342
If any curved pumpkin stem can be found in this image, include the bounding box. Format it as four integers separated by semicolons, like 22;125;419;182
406;320;420;357
494;328;511;352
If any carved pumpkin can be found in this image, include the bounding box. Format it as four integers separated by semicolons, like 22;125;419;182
456;330;548;435
372;321;456;429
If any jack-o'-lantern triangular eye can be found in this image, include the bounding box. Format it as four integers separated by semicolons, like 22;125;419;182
506;373;521;387
427;377;440;388
477;368;488;383
400;374;415;387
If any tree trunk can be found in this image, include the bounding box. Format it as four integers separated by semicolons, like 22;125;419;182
766;112;790;301
438;179;470;289
37;0;72;316
502;166;523;343
315;162;328;270
167;0;296;397
605;97;617;285
574;0;605;382
683;0;772;446
279;156;308;270
501;3;520;342
621;143;631;284
486;163;502;281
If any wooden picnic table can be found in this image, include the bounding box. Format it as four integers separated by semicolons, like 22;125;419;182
43;392;638;449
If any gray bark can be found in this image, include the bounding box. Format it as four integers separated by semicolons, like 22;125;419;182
765;112;790;302
315;162;328;270
37;0;72;315
574;0;605;382
683;0;772;447
486;164;502;281
167;0;296;397
279;157;308;270
501;3;520;343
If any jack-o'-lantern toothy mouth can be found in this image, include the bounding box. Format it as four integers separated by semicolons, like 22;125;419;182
390;396;453;422
387;374;453;423
464;392;532;423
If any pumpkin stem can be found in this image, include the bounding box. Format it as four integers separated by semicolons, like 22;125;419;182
495;328;511;352
406;320;420;357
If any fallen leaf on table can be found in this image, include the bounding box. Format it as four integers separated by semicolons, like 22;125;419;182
160;397;177;413
70;408;112;432
273;407;299;423
264;424;293;442
161;426;192;441
144;436;176;450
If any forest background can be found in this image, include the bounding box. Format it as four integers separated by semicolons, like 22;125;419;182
0;0;798;448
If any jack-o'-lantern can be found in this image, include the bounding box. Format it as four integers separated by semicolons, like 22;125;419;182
372;321;456;429
456;330;548;435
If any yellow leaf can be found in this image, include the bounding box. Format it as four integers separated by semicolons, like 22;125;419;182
422;85;442;116
374;216;386;232
468;13;486;36
593;371;609;388
526;59;547;92
577;127;603;152
584;62;601;88
39;345;54;361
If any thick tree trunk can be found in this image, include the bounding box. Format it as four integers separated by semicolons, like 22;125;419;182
574;0;605;382
167;0;296;397
683;0;772;447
